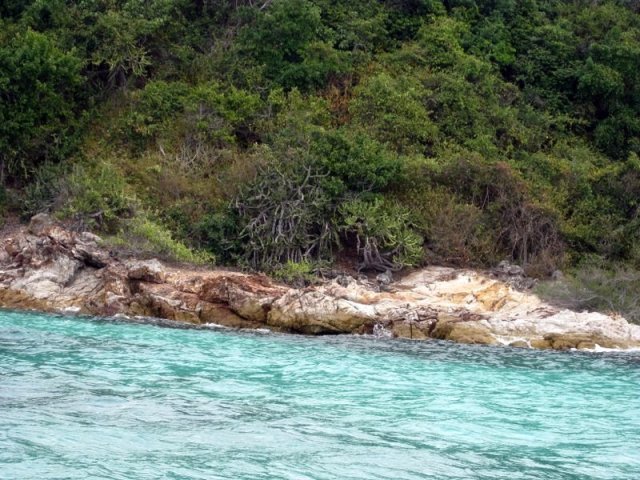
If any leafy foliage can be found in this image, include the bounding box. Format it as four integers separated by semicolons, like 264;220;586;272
0;29;82;180
338;197;424;271
3;0;640;288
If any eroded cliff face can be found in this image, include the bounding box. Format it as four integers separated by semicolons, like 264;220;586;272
1;216;639;350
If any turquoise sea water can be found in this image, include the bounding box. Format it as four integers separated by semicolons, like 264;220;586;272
0;310;639;480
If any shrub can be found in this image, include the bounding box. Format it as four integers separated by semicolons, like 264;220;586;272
350;72;437;152
311;130;401;193
121;80;190;147
125;216;214;265
238;0;346;90
193;210;242;264
184;83;262;147
0;29;83;180
338;196;424;271
403;186;497;266
60;162;136;232
20;161;68;219
234;153;334;270
536;262;640;324
273;260;316;286
435;155;564;272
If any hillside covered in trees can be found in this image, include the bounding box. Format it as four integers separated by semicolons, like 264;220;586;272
2;0;640;315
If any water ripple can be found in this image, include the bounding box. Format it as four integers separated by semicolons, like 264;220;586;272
1;309;639;479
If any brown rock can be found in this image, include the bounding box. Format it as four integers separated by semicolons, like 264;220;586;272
0;288;51;311
544;333;630;351
446;323;496;345
126;259;166;283
392;321;428;339
530;339;553;350
475;282;510;311
198;302;264;329
431;318;496;345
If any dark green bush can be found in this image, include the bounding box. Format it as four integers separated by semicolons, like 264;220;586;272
238;0;346;90
194;210;243;265
311;130;401;193
0;29;82;181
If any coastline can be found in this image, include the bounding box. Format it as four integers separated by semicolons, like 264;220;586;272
1;215;639;351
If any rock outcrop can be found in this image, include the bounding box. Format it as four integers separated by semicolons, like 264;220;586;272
1;218;639;350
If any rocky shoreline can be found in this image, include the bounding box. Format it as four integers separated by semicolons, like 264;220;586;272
1;215;639;351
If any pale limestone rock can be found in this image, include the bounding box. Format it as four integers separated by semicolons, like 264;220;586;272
0;223;639;351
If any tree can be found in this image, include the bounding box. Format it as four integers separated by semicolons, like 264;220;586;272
238;0;344;90
0;29;82;182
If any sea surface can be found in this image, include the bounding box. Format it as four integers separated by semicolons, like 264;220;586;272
1;309;639;480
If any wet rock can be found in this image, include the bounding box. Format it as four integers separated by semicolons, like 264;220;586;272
392;321;428;340
543;333;629;350
509;340;529;348
431;319;496;345
530;339;553;350
268;289;373;334
198;303;264;329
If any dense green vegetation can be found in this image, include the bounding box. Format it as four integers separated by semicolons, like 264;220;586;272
2;1;640;306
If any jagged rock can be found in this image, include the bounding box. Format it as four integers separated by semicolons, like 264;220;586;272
198;302;266;329
268;290;374;334
543;332;629;350
336;274;355;288
27;213;54;236
430;316;496;345
530;339;553;350
126;259;166;283
376;270;393;285
72;238;110;268
0;224;639;351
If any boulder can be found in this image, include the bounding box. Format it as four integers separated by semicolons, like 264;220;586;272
27;213;54;236
431;319;496;345
126;259;166;283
